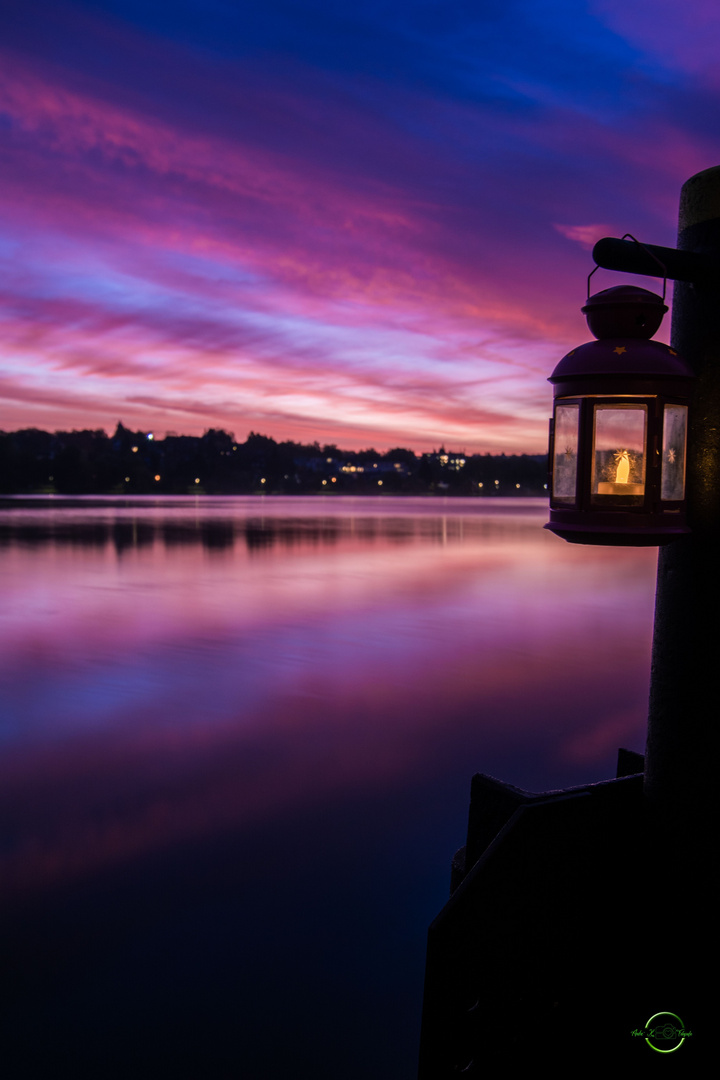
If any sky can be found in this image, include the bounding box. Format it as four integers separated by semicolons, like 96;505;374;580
1;1;719;453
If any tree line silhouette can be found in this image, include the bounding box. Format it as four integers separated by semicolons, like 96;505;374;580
0;422;547;496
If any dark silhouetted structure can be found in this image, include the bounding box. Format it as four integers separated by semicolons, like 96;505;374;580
419;167;720;1072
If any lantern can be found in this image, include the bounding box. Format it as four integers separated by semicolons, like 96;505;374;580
545;285;694;546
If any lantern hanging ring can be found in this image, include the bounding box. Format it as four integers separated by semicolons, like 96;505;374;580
587;234;668;303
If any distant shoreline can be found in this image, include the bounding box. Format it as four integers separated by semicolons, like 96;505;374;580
1;423;548;497
1;491;549;501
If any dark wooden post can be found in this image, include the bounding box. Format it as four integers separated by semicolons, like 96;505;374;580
644;166;720;826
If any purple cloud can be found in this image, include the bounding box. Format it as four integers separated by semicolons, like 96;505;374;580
0;1;717;449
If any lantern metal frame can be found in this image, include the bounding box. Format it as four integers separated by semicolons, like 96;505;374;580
545;285;693;546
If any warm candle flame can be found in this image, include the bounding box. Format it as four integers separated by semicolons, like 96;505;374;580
615;450;630;484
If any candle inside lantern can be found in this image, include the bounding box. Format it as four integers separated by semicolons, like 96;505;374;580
593;406;646;498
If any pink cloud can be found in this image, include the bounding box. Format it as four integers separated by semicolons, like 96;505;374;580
0;48;575;339
553;223;616;251
0;24;711;450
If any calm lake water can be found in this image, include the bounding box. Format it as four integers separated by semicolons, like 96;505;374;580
0;496;658;1078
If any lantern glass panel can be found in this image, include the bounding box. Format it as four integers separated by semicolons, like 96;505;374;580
591;405;647;504
661;404;688;502
552;403;579;503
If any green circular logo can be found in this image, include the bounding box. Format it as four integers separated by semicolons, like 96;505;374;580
645;1012;687;1053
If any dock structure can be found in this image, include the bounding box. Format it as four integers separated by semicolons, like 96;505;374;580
418;166;720;1072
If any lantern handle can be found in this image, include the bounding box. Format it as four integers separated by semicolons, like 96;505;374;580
587;234;668;303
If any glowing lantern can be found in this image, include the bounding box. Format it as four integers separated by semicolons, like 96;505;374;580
545;285;694;545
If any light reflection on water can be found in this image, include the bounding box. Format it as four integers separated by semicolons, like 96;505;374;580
0;496;658;879
0;496;658;1077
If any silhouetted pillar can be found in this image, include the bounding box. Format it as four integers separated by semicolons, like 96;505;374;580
645;166;720;826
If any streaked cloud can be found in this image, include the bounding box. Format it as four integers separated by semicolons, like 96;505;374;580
1;1;718;449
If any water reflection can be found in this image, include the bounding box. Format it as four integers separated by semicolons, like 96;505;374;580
0;496;658;1078
0;496;657;890
0;495;541;553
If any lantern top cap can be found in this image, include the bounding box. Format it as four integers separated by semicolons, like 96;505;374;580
581;285;668;340
549;337;693;385
581;285;667;311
